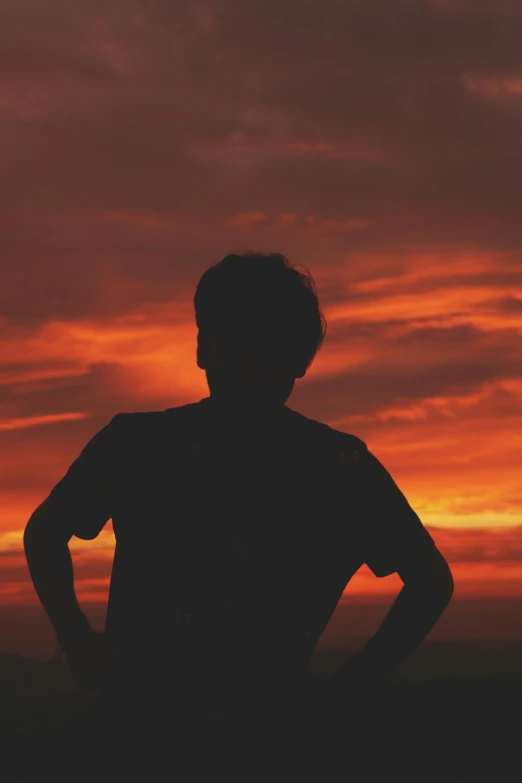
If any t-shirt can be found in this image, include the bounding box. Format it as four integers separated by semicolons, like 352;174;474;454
45;396;436;717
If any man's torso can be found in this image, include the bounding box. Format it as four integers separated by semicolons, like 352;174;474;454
102;397;367;716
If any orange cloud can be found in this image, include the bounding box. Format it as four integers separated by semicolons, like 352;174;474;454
0;412;90;432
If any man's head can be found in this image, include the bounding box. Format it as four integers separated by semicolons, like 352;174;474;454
194;251;327;410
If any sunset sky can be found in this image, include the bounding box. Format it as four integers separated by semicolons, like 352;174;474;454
1;0;521;655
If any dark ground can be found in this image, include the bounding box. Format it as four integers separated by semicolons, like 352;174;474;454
1;643;521;782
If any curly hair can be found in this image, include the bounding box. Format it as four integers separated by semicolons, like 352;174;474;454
194;251;327;373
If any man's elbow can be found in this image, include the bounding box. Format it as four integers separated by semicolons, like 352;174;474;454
435;562;454;602
24;499;72;548
410;569;454;607
430;551;454;597
23;514;49;551
399;548;454;602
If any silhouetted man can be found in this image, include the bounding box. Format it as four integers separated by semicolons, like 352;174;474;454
24;252;454;779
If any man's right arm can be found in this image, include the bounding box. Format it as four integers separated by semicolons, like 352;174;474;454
327;544;453;695
24;497;122;690
23;498;93;652
322;442;454;704
23;414;125;687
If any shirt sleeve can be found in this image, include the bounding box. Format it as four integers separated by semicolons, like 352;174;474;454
356;444;436;578
45;413;125;540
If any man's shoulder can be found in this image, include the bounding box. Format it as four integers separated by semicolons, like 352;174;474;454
285;407;368;462
108;402;202;442
114;401;201;423
112;403;368;463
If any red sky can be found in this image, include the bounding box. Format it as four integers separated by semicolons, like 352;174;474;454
1;0;521;654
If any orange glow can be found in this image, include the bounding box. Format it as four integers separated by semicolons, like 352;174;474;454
3;0;522;657
3;246;522;629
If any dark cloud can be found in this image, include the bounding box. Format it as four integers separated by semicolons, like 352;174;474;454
0;0;521;430
0;362;125;421
293;320;522;422
1;0;521;219
480;294;522;313
1;0;521;332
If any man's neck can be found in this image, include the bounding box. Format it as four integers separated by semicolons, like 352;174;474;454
203;394;286;422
